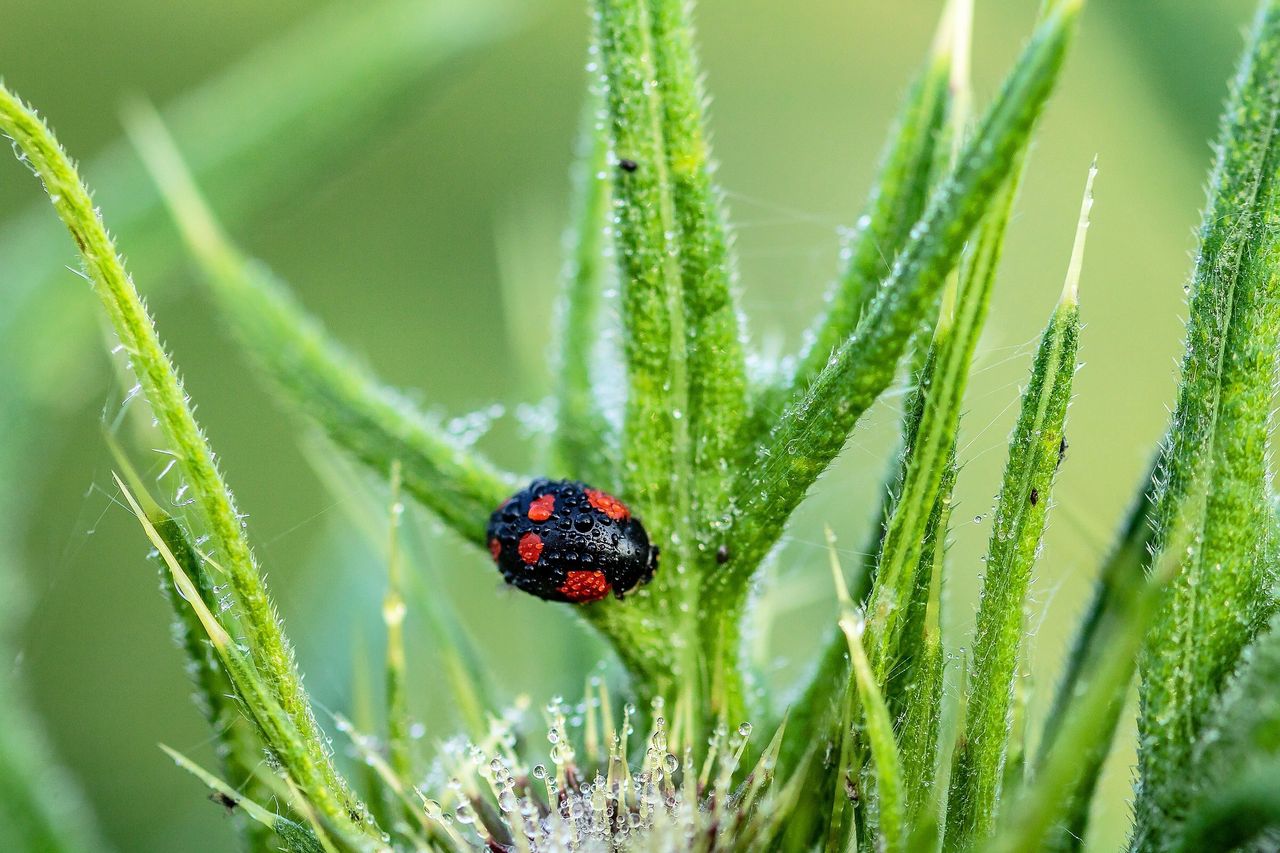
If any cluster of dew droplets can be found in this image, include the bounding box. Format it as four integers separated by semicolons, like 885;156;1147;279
403;689;773;853
444;403;505;447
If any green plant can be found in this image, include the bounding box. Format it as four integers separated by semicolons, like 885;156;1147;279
3;0;1280;850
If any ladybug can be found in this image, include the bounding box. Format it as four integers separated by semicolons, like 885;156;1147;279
486;479;658;604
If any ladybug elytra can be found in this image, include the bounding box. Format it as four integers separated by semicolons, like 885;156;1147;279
486;479;658;604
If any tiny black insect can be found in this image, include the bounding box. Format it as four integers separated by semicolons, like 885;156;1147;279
716;544;731;564
1030;487;1039;506
486;479;658;603
618;157;639;172
210;792;239;815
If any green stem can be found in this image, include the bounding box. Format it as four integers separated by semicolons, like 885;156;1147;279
0;82;374;839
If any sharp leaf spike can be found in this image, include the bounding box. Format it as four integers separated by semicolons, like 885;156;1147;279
944;171;1088;845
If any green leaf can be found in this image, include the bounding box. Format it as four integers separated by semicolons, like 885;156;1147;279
774;0;971;785
114;476;373;848
702;0;1082;672
160;746;324;853
750;0;966;440
109;437;274;851
593;0;687;535
593;0;748;728
895;489;950;826
988;533;1188;853
861;150;1030;843
1133;2;1280;845
841;611;907;853
0;82;374;840
944;169;1088;848
865;160;1027;682
647;0;750;543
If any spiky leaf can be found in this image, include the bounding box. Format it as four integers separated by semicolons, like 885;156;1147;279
1133;3;1280;845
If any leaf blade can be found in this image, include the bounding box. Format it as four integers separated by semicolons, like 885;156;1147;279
647;0;750;541
703;0;1083;624
0;82;375;838
1133;2;1280;844
944;177;1089;847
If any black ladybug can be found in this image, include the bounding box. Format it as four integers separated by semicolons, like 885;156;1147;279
486;479;659;603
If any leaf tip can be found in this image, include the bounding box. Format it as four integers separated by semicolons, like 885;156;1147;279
825;524;853;608
1060;157;1097;307
945;0;974;97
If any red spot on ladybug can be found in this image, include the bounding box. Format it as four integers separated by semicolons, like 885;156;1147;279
518;532;543;565
527;493;555;522
586;488;630;520
558;570;611;603
488;538;502;560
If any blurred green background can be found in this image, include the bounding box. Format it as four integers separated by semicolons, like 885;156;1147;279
0;0;1256;849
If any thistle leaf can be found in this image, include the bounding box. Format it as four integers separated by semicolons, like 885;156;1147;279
702;0;1082;644
160;746;324;853
944;167;1089;848
647;0;750;543
866;160;1028;682
592;0;688;535
114;475;373;846
989;538;1187;853
0;82;373;839
1133;2;1280;844
109;437;274;851
841;614;907;853
775;0;971;783
750;0;967;439
862;155;1030;840
593;0;751;726
895;487;950;826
